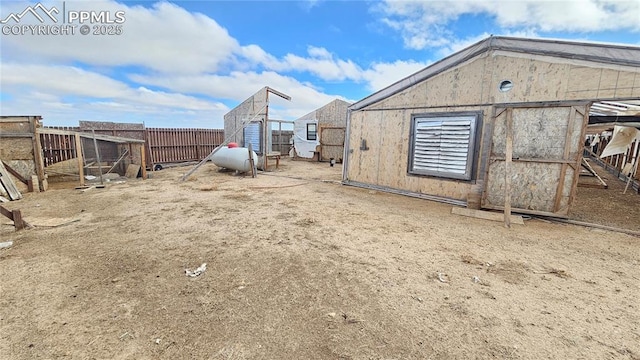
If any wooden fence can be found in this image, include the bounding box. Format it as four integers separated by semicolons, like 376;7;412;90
41;126;79;167
145;128;224;167
40;125;294;169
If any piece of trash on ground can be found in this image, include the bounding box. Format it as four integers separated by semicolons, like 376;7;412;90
437;272;449;283
185;263;207;277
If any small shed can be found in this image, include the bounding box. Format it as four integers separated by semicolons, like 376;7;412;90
293;99;351;162
223;87;292;170
343;36;640;218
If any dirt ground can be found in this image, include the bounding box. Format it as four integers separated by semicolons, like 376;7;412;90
571;160;640;232
1;158;639;360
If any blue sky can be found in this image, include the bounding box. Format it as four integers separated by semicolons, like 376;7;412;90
1;0;639;129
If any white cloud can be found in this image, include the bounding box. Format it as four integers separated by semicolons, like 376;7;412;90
362;60;431;92
377;0;640;50
2;63;131;98
246;46;364;82
1;89;229;128
130;70;348;118
1;63;227;111
307;46;332;59
1;0;240;74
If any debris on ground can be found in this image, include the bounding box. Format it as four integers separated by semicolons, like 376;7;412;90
0;241;13;249
185;263;207;277
437;272;449;283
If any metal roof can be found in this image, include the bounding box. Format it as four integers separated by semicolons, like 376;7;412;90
590;100;640;117
350;36;640;111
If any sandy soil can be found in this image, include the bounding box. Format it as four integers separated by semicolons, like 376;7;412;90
1;158;639;359
571;160;640;232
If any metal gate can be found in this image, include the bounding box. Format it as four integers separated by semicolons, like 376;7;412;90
319;127;345;162
482;103;588;217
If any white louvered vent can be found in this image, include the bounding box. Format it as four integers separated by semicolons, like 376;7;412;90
243;121;262;154
410;115;477;180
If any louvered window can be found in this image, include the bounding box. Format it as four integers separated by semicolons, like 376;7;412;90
243;121;262;154
409;113;479;180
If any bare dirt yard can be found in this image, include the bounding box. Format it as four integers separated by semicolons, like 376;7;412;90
1;158;639;359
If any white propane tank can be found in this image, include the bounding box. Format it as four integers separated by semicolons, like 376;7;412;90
211;146;258;172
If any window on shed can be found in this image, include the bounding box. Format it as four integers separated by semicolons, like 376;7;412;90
409;113;480;180
307;123;317;141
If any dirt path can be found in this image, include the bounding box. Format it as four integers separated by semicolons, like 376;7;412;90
1;159;639;359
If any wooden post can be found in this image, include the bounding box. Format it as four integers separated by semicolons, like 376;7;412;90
0;205;26;231
248;144;257;178
12;209;25;231
75;134;85;187
504;108;513;228
32;120;46;191
28;175;39;193
92;130;104;186
623;143;639;194
140;144;147;180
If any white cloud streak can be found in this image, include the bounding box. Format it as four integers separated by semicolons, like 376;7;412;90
1;63;228;111
377;0;640;50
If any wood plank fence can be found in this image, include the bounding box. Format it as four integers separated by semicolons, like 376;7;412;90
145;128;224;167
41;126;79;167
40;125;294;169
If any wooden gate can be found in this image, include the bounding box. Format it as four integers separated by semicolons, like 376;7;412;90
482;103;588;217
319;127;345;162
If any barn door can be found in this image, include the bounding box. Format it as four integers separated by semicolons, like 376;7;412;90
482;104;588;217
319;127;346;162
